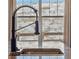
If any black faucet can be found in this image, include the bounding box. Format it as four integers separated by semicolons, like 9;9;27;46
11;5;40;52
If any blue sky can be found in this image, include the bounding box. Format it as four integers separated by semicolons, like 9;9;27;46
16;0;64;4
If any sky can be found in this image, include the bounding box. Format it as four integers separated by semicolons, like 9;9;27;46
16;0;64;4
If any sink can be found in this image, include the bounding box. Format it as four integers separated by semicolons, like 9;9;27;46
21;48;63;56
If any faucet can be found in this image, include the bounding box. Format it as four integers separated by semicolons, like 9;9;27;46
11;5;40;52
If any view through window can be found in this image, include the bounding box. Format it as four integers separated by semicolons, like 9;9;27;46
15;0;65;59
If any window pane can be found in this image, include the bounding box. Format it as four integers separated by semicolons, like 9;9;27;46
58;0;64;16
50;0;58;16
42;18;64;33
44;35;64;41
42;0;64;16
42;0;50;16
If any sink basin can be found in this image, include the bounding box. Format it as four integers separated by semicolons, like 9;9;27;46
9;48;63;56
21;48;63;56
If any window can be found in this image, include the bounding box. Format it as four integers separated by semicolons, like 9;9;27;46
9;0;71;59
15;0;64;53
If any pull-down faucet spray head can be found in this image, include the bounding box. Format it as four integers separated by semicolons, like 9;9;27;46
35;20;40;35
